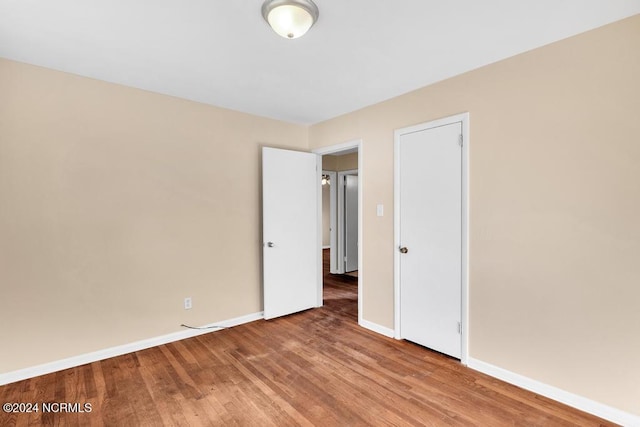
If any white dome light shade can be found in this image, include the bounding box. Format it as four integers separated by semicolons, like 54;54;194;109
267;5;313;39
262;0;319;39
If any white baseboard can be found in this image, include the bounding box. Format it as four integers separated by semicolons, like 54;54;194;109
467;358;640;427
0;311;264;386
359;319;395;338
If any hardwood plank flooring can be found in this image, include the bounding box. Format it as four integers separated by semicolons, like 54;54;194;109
0;250;614;426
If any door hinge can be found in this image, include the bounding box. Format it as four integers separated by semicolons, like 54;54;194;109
457;322;462;334
458;134;463;147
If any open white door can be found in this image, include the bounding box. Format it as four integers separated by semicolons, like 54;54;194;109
262;147;320;320
344;174;358;273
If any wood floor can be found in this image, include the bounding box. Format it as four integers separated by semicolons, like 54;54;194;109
1;250;613;426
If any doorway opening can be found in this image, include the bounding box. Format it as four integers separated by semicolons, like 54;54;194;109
313;140;362;325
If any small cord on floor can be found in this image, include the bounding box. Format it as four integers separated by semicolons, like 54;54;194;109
180;324;226;330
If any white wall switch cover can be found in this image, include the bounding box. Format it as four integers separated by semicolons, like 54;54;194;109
376;204;384;217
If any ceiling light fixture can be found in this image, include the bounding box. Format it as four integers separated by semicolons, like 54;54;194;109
261;0;319;39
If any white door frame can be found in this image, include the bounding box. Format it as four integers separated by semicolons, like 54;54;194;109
393;113;469;365
313;140;363;325
337;169;358;274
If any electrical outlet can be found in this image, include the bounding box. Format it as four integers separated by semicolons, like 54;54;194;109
184;297;192;310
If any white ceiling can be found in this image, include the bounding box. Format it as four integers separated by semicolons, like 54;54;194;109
1;1;639;125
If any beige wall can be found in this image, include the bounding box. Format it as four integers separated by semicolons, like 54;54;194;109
1;14;638;419
309;15;640;416
322;182;331;246
322;152;358;172
0;59;307;372
321;154;337;171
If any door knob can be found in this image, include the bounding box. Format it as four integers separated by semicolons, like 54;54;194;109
266;242;275;248
399;246;408;254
